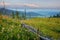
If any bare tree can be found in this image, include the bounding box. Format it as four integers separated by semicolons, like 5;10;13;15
2;0;6;15
24;8;26;20
12;11;15;18
16;11;20;19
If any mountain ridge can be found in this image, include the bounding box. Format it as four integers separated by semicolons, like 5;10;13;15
0;8;43;17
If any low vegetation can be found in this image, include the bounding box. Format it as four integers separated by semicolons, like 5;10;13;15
0;11;60;40
0;15;38;40
23;18;60;40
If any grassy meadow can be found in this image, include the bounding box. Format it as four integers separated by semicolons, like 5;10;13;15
22;18;60;40
0;14;60;40
0;15;38;40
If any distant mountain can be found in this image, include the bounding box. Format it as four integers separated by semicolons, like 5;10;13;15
37;11;60;17
0;8;13;15
1;8;59;17
26;12;43;16
0;8;43;17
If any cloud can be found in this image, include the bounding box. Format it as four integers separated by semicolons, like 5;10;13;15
0;2;60;9
24;4;39;8
0;2;40;8
0;2;11;6
38;2;60;9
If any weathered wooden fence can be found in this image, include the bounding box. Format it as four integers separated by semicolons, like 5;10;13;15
21;23;50;40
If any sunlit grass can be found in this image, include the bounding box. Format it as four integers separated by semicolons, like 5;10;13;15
23;18;60;40
0;15;38;40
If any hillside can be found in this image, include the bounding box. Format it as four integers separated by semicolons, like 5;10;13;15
0;8;42;17
23;18;60;40
0;15;38;40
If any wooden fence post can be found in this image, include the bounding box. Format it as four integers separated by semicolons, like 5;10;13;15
21;24;23;27
37;28;40;40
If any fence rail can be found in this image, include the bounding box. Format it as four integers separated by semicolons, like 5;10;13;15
21;23;50;40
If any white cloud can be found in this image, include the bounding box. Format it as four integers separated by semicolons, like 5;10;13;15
24;3;39;8
0;2;11;6
0;1;60;9
0;2;40;8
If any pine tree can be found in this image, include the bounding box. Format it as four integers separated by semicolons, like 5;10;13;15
22;13;25;20
53;14;60;18
16;11;20;19
23;8;26;20
0;11;2;20
12;11;15;18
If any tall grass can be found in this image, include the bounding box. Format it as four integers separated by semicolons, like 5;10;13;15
23;18;60;40
0;16;38;40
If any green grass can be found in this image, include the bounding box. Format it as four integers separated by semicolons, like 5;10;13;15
23;18;60;40
0;16;38;40
0;15;60;40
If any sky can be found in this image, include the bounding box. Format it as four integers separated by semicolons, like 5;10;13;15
0;0;60;9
